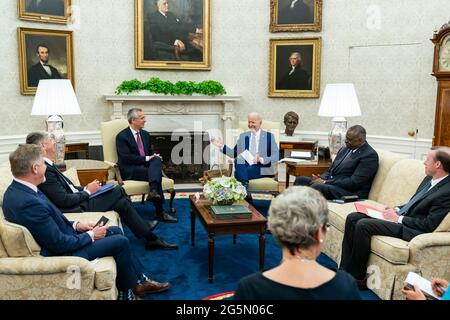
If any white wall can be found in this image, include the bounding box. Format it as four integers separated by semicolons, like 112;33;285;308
1;0;448;156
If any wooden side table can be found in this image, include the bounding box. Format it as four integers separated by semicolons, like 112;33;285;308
285;159;332;188
65;142;89;159
65;160;110;186
189;194;267;283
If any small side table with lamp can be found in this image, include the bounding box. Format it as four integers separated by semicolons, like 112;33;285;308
30;79;81;164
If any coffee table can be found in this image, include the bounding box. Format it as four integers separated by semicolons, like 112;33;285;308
189;194;267;283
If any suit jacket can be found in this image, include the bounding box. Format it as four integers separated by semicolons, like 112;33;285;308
28;62;61;87
116;127;155;180
321;143;379;199
222;130;280;176
276;67;311;90
147;11;195;46
38;160;88;213
3;181;92;257
401;175;450;240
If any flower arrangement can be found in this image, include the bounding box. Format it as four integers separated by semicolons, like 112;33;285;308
203;176;247;206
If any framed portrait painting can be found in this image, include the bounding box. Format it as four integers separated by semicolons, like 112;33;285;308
135;0;211;70
18;0;71;24
270;0;322;32
269;37;321;98
18;27;75;95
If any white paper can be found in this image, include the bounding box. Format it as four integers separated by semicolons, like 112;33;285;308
366;208;387;220
405;272;440;300
279;157;308;163
240;150;255;164
291;151;312;159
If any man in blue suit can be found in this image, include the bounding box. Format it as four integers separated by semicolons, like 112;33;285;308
116;108;177;223
3;144;171;300
294;125;379;200
211;112;280;202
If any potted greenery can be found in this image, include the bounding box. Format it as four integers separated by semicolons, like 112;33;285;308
115;77;226;96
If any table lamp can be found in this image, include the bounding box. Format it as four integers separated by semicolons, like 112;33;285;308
31;79;81;163
318;83;361;159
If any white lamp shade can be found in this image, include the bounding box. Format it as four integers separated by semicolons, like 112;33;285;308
318;83;361;118
31;79;81;116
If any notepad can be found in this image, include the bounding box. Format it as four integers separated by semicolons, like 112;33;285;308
404;272;440;300
354;202;387;221
89;182;116;199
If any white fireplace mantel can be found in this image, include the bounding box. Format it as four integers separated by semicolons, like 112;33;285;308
104;93;240;136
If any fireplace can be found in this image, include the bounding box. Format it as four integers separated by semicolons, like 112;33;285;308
151;132;210;183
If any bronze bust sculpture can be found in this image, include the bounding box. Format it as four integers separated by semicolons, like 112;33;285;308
283;111;299;136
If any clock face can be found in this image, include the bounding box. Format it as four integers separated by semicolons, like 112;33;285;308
439;36;450;71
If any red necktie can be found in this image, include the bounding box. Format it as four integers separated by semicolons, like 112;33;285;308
136;132;145;157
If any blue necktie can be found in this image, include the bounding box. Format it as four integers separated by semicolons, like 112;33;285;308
398;181;432;215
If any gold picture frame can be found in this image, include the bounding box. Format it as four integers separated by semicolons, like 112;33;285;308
135;0;211;70
270;0;322;32
18;0;72;24
18;27;75;95
269;37;321;98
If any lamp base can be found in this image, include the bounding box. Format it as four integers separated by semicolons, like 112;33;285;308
328;117;347;160
46;115;65;164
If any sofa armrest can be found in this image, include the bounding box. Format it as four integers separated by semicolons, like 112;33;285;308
408;232;450;251
0;256;93;275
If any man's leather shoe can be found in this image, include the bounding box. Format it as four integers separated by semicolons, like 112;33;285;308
146;191;162;202
156;211;178;223
146;238;178;250
148;220;159;231
356;277;368;290
133;279;171;296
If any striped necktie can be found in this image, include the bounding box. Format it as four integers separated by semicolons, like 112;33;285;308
398;181;432;215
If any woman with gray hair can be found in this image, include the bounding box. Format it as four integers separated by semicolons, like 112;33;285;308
234;186;361;300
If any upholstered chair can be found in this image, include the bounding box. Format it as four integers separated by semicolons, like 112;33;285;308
0;164;118;299
100;119;176;213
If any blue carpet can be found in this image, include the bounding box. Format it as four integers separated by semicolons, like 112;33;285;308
126;198;379;300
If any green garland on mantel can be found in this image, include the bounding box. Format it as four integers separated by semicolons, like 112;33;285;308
115;77;227;96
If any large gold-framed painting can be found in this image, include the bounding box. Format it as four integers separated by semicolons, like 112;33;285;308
270;0;322;32
269;37;321;98
135;0;211;70
18;0;72;24
18;27;74;95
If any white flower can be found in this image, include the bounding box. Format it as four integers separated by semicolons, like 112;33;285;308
203;176;247;205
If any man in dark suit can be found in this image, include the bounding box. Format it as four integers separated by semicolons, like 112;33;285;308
294;125;379;200
340;146;450;288
278;0;313;25
3;144;171;300
116;108;177;223
276;52;311;90
26;0;65;16
26;132;177;250
28;44;62;87
211;112;280;202
145;0;201;61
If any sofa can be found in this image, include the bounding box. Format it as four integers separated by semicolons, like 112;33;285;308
0;163;120;300
323;149;450;300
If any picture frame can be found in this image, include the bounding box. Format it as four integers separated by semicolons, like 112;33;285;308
18;0;71;24
269;37;321;98
270;0;322;32
135;0;211;70
18;27;75;95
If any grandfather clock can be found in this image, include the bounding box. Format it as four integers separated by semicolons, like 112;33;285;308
431;21;450;146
